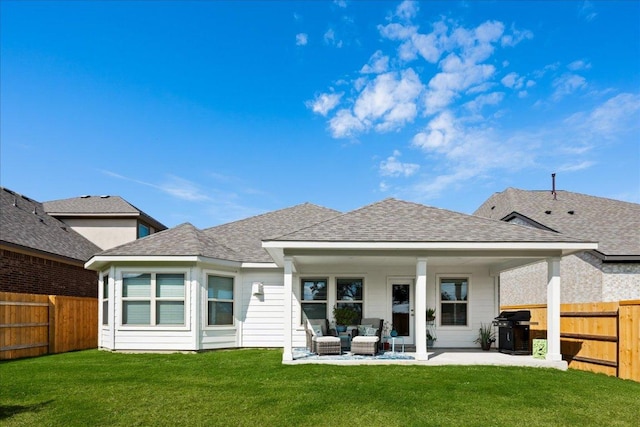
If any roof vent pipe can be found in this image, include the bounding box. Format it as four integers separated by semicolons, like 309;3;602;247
551;173;557;200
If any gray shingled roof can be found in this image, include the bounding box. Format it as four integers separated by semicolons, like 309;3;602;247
1;187;102;262
99;223;243;260
204;203;342;263
270;198;589;243
43;195;167;231
474;188;640;256
96;203;341;263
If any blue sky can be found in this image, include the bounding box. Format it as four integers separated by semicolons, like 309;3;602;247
2;1;639;229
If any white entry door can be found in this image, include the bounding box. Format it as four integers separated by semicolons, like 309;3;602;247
387;278;414;345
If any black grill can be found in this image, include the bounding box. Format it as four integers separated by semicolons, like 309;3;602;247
493;310;534;355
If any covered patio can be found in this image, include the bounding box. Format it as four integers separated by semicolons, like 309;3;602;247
263;199;597;365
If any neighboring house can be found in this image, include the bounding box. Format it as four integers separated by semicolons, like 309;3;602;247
1;187;101;297
1;187;167;298
85;198;595;362
43;195;167;251
474;188;640;305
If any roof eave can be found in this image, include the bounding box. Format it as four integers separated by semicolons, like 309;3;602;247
590;250;640;263
85;255;242;271
262;240;597;251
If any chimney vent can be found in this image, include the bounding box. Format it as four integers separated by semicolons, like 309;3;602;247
551;173;557;200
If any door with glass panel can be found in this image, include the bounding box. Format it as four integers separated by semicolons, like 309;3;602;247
387;278;414;345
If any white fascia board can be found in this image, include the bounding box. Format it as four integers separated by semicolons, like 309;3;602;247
262;240;598;251
85;255;201;270
49;212;139;218
240;262;279;269
85;255;243;270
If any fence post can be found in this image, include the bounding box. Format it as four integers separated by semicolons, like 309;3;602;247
48;295;55;354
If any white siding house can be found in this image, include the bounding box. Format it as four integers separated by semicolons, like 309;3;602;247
85;198;596;363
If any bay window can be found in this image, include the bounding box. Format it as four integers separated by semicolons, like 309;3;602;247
122;273;185;326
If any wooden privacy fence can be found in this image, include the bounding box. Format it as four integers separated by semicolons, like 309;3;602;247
0;292;97;360
502;301;640;382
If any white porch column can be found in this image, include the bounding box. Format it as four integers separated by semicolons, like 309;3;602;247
282;256;294;362
546;257;562;361
415;258;428;361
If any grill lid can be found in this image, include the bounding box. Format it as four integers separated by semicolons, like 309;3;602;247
494;310;531;322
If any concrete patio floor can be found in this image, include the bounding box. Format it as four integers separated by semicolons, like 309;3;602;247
287;348;568;371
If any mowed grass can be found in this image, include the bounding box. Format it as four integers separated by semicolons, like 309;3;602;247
1;349;639;426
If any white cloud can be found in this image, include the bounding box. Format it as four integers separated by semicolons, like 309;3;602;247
329;109;365;138
352;69;423;132
425;61;496;114
360;50;389;74
324;28;343;48
501;72;524;89
334;0;347;8
408;93;640;199
161;176;211;202
558;160;596;172
412;111;458;150
394;1;419;21
464;92;504;113
379;150;420;177
102;171;211;202
567;60;592;71
501;25;533;47
295;33;308;46
307;92;343;116
552;73;587;100
564;93;640;138
579;1;598;22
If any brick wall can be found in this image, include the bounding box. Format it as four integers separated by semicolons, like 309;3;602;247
0;248;98;298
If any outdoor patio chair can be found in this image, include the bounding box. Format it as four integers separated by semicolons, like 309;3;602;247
305;319;341;355
352;317;384;349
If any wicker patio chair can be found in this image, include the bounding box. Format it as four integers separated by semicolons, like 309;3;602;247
305;319;341;355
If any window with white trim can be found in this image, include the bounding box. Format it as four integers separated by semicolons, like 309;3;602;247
440;277;468;326
336;278;363;323
207;275;234;326
301;278;327;322
102;274;109;326
122;273;185;325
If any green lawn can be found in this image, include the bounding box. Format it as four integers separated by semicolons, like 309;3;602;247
1;349;638;426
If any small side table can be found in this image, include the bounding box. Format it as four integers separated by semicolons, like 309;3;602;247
389;336;405;353
338;332;351;350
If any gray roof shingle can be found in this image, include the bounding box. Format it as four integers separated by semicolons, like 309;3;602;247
43;195;167;231
1;187;102;262
205;203;342;262
99;223;242;260
270;198;589;243
97;203;341;263
474;188;640;256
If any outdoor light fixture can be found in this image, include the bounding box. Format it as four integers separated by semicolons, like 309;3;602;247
252;282;264;296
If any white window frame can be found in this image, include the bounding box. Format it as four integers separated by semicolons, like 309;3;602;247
300;277;329;324
100;271;110;327
117;268;190;330
203;270;238;329
437;274;472;330
335;277;364;321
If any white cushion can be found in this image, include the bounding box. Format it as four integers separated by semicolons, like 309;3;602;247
314;336;340;343
352;336;379;343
